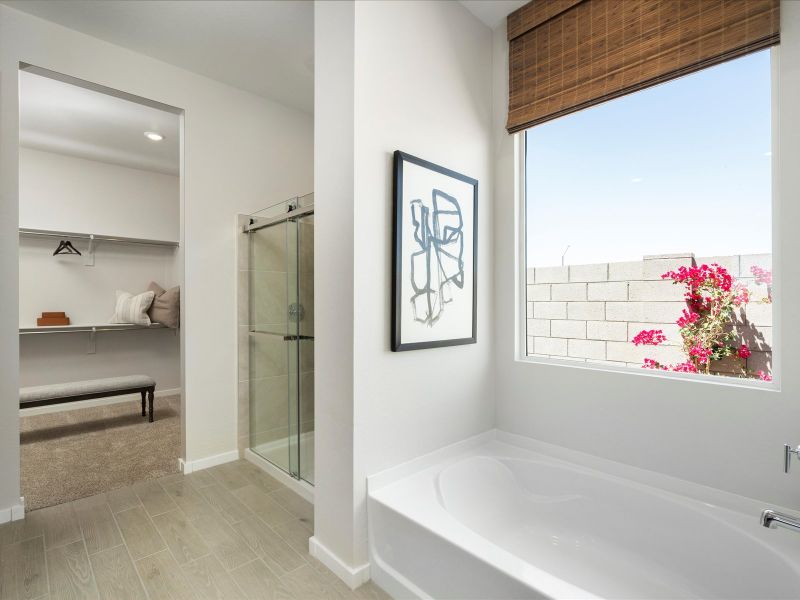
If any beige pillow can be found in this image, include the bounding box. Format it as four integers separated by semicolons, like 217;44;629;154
110;290;155;326
147;281;180;329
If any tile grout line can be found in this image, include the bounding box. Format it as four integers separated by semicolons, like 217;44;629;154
227;556;257;599
199;463;316;578
131;542;211;567
16;461;319;600
225;465;315;568
78;520;101;600
174;478;255;575
182;551;252;600
134;480;179;520
138;502;213;567
108;497;157;600
40;531;52;600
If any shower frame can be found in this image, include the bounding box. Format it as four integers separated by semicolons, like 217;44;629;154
244;199;314;486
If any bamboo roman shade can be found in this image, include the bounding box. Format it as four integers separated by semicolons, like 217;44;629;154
506;0;780;133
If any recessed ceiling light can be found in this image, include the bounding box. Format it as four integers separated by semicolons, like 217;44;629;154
144;131;164;142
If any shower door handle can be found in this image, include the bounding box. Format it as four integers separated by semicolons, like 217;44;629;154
248;330;313;341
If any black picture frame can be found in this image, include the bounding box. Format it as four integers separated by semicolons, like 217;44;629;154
391;150;478;352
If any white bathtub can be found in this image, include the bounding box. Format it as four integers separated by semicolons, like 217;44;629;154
368;432;800;599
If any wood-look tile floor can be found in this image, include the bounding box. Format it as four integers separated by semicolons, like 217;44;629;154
0;460;391;600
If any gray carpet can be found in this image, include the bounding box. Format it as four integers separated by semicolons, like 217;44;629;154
20;394;181;511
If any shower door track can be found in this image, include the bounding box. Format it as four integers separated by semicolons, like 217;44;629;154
243;204;314;233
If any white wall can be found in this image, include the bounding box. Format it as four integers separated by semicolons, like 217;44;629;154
315;0;494;571
20;147;179;241
314;0;358;570
492;1;800;509
0;5;313;515
20;329;180;392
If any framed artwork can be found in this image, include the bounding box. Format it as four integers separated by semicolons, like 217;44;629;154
392;150;478;351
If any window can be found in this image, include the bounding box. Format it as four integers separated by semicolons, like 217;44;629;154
524;50;773;382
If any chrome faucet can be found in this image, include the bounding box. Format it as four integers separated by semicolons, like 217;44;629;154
784;444;800;473
761;509;800;533
759;445;800;533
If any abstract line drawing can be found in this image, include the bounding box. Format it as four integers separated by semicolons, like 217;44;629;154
409;189;464;326
392;150;477;351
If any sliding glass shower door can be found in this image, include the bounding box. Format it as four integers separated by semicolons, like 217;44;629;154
247;194;314;484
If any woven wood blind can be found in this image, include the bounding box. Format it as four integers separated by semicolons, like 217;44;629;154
506;0;780;133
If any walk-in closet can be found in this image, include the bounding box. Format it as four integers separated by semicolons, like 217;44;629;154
17;65;183;511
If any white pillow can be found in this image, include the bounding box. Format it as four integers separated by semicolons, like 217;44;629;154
110;290;156;325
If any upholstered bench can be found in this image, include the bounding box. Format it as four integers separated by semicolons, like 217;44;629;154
20;375;157;422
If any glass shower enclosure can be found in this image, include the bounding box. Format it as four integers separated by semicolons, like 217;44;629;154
245;194;314;484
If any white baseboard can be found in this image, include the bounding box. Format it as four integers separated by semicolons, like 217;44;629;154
179;449;239;474
309;536;370;589
0;497;25;524
20;387;181;416
243;448;314;503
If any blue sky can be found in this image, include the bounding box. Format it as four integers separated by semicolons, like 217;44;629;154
525;50;772;267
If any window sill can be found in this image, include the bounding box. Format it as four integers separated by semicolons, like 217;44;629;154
515;353;779;392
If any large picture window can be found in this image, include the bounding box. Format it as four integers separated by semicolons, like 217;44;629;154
524;50;774;382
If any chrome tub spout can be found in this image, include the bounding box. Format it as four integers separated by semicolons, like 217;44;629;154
761;509;800;533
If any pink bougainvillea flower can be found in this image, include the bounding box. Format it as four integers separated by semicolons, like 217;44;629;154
733;286;750;307
750;265;773;285
637;262;762;380
662;263;733;295
757;370;773;382
676;309;700;328
642;358;667;370
689;344;713;365
632;329;667;346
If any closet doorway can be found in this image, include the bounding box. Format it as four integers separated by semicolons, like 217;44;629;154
17;65;184;511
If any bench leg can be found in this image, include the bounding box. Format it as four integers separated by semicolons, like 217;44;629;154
148;388;155;423
141;390;147;417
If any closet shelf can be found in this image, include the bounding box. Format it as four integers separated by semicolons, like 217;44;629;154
19;323;169;335
19;228;179;248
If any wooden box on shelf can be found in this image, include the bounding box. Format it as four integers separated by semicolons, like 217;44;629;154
36;312;70;327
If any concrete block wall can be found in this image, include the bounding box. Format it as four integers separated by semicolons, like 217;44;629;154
526;253;773;377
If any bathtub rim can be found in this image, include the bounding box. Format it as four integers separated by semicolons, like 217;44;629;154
368;428;798;520
367;428;800;599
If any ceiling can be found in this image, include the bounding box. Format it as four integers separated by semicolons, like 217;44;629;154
20;70;180;175
2;0;314;114
459;0;527;28
3;0;519;118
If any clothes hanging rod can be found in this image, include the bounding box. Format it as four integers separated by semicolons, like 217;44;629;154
19;228;179;248
243;204;314;233
19;323;169;335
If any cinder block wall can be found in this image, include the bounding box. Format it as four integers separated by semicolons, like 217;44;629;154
526;253;773;375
